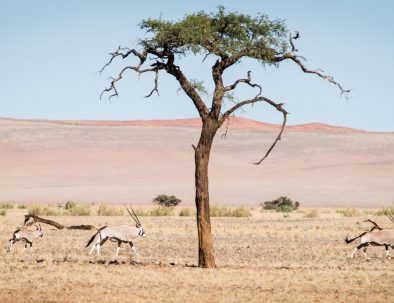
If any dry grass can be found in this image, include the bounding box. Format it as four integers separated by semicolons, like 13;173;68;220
0;207;393;303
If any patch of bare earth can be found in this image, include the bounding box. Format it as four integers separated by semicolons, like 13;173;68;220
0;209;393;302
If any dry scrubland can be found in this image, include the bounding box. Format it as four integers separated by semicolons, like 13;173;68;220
0;207;393;303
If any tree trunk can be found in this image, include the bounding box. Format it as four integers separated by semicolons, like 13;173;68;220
194;117;219;268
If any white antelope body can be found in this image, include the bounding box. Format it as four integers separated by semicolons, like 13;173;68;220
345;216;394;259
86;206;146;258
8;224;44;253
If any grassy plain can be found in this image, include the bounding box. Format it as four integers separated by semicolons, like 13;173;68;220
0;207;393;302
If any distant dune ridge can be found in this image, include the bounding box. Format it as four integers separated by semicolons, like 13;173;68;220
0;117;393;207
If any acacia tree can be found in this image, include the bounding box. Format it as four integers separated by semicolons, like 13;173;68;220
100;7;348;268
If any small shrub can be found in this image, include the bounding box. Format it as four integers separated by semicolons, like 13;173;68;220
0;202;14;209
153;194;181;207
149;206;174;216
65;200;77;210
336;208;361;217
97;205;124;216
179;207;195;217
261;196;300;213
18;204;27;209
0;209;7;216
304;209;319;219
375;206;394;216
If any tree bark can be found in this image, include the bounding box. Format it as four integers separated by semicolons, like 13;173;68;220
194;117;219;268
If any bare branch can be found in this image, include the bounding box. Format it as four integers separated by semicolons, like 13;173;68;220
224;71;262;97
144;67;160;98
276;32;350;97
220;95;288;165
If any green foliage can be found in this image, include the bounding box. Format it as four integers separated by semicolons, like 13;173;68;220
336;208;361;217
0;202;14;209
97;205;124;216
153;194;182;207
262;196;300;213
375;206;394;216
0;209;7;216
179;207;195;217
139;6;288;63
210;205;252;217
149;206;174;216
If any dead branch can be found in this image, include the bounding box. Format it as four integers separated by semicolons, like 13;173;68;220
24;215;96;230
224;71;262;97
276;32;350;97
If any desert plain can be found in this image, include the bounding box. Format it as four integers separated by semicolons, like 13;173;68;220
0;117;393;302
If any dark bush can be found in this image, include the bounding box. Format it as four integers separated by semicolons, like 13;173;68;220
261;196;300;212
153;194;181;207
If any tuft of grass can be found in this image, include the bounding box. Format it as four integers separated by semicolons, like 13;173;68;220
375;206;394;216
210;205;252;217
231;207;252;217
304;209;319;219
336;208;361;217
28;206;62;216
65;205;91;216
97;205;124;216
133;208;149;216
179;207;195;217
210;205;232;217
0;209;7;216
65;200;77;210
18;204;27;209
0;202;14;209
149;206;174;216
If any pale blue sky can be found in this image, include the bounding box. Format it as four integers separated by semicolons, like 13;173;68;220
0;1;393;131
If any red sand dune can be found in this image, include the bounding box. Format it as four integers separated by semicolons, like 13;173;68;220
0;117;392;207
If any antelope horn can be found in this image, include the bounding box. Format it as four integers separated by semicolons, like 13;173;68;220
129;205;141;226
124;205;139;225
385;211;394;224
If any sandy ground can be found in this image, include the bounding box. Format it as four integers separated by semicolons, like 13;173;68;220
1;117;393;207
0;207;393;302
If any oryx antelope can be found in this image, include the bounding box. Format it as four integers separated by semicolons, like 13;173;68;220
86;205;146;258
345;214;394;259
8;224;44;253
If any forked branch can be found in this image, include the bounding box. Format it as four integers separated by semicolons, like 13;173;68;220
276;32;351;97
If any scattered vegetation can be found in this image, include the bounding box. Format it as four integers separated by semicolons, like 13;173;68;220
65;200;77;210
336;208;361;217
261;196;300;213
0;202;14;209
18;204;27;209
179;207;195;217
28;202;91;216
0;209;7;216
133;208;149;216
153;194;182;207
149;206;174;216
97;204;124;216
304;209;319;219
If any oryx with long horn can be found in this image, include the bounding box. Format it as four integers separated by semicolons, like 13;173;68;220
345;213;394;259
86;205;146;258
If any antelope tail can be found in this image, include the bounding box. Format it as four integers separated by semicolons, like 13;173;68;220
345;232;367;244
85;226;107;248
